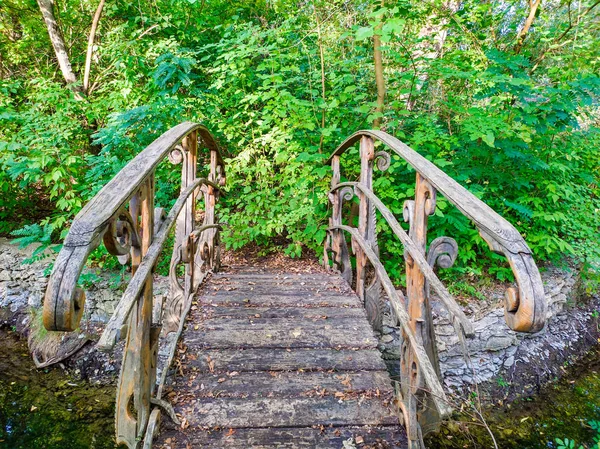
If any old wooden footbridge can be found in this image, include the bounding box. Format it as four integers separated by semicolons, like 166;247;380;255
43;123;547;448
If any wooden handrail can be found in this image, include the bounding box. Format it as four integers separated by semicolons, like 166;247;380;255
65;122;223;247
331;182;474;339
327;130;546;333
44;122;225;332
96;178;221;351
328;225;453;419
324;130;548;447
42;122;225;449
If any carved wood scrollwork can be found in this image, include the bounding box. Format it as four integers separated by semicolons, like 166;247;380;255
324;155;353;284
478;229;546;332
103;207;142;265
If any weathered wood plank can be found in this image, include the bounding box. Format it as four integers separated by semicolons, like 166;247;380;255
185;319;378;349
155;269;404;447
188;348;388;373
157;425;406;449
212;272;334;281
205;282;352;293
178;396;398;428
195;306;367;320
199;293;361;308
174;370;393;399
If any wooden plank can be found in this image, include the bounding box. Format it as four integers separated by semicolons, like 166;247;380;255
209;275;349;286
157;425;406;449
177;396;398;428
185;319;378;349
174;370;393;399
195;306;367;320
205;281;351;292
212;273;335;281
188;348;388;373
198;316;373;329
198;294;361;308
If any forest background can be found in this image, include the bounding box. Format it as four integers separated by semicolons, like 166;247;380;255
0;0;598;286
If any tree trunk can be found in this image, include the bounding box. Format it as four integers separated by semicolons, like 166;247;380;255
36;0;82;96
83;0;106;94
315;9;326;153
373;0;385;129
515;0;542;54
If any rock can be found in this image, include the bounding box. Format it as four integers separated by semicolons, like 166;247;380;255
27;292;42;308
381;335;394;343
485;336;517;351
503;356;515;367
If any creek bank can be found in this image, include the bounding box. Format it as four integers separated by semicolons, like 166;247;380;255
0;238;126;384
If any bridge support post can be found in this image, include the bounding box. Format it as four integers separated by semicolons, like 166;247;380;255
402;174;443;444
115;176;157;448
325;155;353;284
355;136;384;331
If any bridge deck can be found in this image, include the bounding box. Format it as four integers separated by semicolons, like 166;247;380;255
156;266;405;448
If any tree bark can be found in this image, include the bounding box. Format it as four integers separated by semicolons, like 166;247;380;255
83;0;105;94
373;0;385;129
515;0;542;54
36;0;82;96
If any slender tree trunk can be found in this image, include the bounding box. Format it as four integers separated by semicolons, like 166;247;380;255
83;0;105;94
315;10;326;153
373;0;385;129
515;0;542;54
37;0;82;96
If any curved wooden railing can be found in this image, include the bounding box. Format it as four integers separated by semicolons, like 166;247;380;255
43;122;225;448
323;130;547;448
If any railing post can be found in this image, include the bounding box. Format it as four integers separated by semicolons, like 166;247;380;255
115;175;156;448
164;132;198;334
326;154;352;284
355;136;383;331
194;147;221;285
403;173;442;441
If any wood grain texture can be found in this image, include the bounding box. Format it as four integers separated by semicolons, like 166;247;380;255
157;425;406;449
189;348;388;373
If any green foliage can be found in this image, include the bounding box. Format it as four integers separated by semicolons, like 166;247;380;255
10;223;59;264
0;0;599;289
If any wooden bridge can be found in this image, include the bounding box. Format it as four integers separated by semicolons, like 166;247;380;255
42;123;547;448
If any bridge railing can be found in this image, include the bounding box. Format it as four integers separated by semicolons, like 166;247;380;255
324;130;546;448
43;122;225;448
